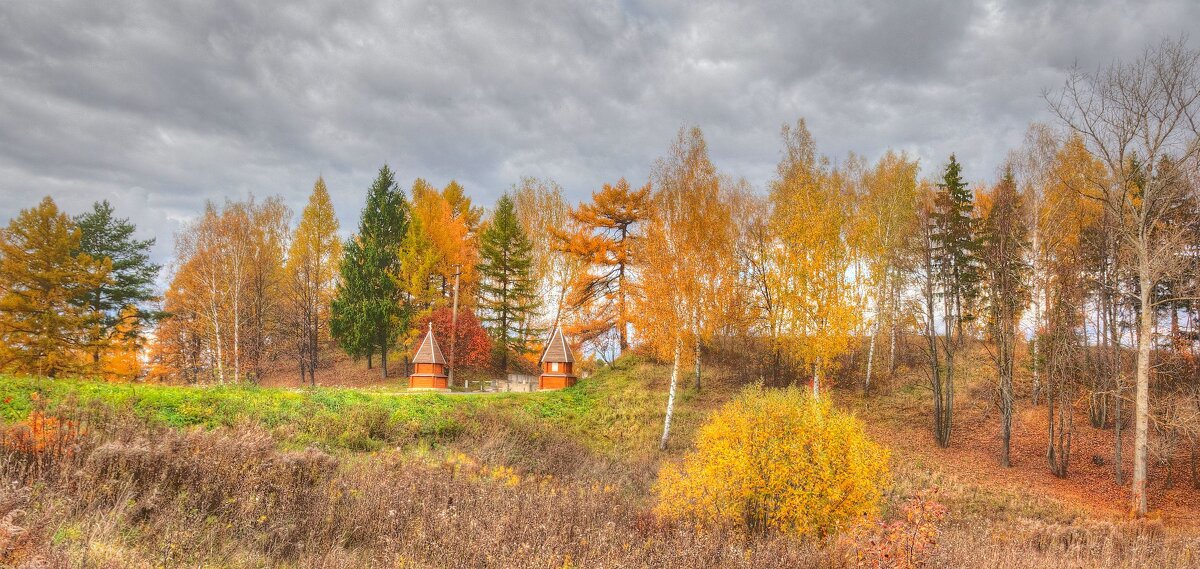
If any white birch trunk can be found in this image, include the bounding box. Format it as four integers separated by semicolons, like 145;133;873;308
659;337;682;450
812;361;821;398
1132;256;1152;516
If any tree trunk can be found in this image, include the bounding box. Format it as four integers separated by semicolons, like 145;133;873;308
812;362;821;399
999;320;1013;467
923;237;946;448
866;271;887;395
888;272;900;375
888;319;898;375
381;338;389;379
1115;381;1124;484
449;269;460;387
659;338;682;450
211;300;225;385
865;323;878;395
1132;264;1152;517
617;259;629;353
233;292;240;383
1030;223;1042;406
693;336;701;392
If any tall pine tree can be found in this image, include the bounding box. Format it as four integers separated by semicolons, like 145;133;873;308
477;194;539;373
928;154;981;447
74;200;162;370
331;165;409;378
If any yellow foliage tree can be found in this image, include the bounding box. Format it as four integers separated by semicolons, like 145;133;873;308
284;178;341;385
655;387;890;537
855;150;920;391
512;177;581;337
0;197;110;378
410;179;479;303
769;120;861;395
638;127;739;449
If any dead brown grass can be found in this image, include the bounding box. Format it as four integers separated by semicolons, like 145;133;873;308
4;356;1200;568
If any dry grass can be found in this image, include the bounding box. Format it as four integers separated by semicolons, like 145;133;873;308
3;356;1200;568
1;418;829;568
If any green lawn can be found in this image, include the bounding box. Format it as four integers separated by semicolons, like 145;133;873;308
0;356;666;454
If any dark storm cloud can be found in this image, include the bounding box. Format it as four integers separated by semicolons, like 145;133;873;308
1;0;1197;278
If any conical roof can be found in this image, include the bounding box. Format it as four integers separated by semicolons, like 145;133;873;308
539;327;575;364
413;324;447;365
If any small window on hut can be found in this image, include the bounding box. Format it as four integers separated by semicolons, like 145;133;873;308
552;362;560;372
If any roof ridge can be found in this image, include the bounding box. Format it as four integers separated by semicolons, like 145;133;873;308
539;326;574;364
413;323;447;365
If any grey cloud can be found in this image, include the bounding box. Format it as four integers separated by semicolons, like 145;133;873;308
1;0;1197;286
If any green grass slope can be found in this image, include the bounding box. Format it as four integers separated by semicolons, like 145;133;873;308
0;356;674;456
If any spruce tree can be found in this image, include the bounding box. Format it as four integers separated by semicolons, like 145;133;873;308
933;154;981;330
331;165;409;378
477;194;540;372
74;200;163;366
928;154;981;447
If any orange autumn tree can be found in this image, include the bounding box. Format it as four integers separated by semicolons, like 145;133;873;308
405;179;481;379
161;197;289;384
554;178;651;355
410;179;481;303
100;305;143;380
1039;134;1106;479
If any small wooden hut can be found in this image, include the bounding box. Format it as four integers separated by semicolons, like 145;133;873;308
409;324;448;390
538;327;576;390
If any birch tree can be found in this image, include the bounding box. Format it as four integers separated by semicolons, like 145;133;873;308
769;119;860;396
857;151;920;393
640;127;736;448
1048;38;1200;516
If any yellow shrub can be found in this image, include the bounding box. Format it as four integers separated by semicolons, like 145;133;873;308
654;387;890;537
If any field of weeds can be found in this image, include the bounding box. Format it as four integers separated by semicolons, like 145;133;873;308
1;358;1198;568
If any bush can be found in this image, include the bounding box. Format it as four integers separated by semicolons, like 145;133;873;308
655;387;891;537
857;489;946;568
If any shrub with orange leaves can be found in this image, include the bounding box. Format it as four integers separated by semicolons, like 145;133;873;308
857;489;947;569
654;387;891;537
1;408;81;456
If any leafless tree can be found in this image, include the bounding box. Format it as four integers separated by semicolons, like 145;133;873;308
1048;37;1200;516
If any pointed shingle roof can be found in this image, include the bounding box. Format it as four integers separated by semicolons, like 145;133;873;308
413;324;447;365
539;327;575;364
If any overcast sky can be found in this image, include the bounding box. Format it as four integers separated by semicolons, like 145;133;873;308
1;0;1197;276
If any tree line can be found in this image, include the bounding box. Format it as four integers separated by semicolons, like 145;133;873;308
1;39;1198;517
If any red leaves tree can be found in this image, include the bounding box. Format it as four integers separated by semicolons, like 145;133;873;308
415;307;492;371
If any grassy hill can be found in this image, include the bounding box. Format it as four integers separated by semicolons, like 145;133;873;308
1;356;1198;568
0;356;685;456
